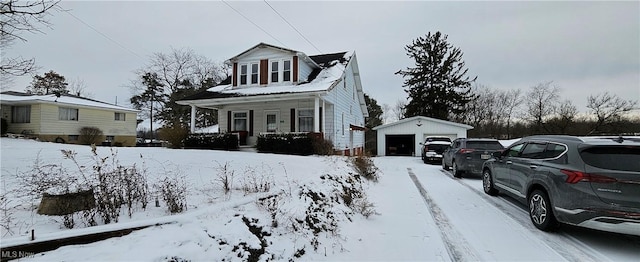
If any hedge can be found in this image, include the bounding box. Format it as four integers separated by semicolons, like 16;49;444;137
257;133;326;156
183;133;239;150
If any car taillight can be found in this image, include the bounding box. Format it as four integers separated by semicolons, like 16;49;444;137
459;148;475;154
561;169;617;184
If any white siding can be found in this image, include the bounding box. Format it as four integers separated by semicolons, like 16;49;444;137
321;59;366;153
298;59;313;82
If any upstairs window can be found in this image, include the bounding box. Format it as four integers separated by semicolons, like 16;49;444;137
114;112;126;121
271;61;279;83
251;63;259;84
11;105;31;123
283;60;291;82
59;107;79;121
240;64;248;85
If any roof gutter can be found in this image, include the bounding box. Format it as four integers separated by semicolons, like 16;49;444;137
177;90;329;109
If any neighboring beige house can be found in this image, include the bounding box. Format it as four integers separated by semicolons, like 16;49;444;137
0;91;139;146
177;42;368;155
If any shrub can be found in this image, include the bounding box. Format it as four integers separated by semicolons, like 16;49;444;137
256;133;318;155
155;175;187;214
352;155;379;182
158;126;189;149
183;133;238;150
1;118;8;136
78;127;104;145
312;138;335;156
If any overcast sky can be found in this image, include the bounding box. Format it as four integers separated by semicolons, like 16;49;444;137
5;0;640;115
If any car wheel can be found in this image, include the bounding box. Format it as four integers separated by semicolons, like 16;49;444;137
528;189;558;231
452;160;462;178
422;154;428;164
482;169;498;196
442;158;449;170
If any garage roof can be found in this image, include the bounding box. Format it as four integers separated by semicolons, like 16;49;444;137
372;116;473;131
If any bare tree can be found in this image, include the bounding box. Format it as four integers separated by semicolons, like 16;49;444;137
1;0;61;81
392;99;406;122
500;89;523;139
68;77;93;98
586;92;638;135
548;99;578;134
130;47;228;128
525;81;560;134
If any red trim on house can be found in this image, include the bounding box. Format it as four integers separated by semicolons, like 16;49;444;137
232;63;238;86
349;124;366;131
260;59;268;85
293;56;298;83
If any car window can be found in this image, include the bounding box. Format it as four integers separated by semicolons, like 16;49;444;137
505;143;525;157
466;141;504;150
580;146;640;172
425;137;451;143
543;143;566;159
521;143;547;159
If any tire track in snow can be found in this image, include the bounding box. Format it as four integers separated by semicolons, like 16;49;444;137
439;169;608;262
407;168;481;262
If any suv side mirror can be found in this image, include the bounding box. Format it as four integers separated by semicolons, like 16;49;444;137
492;151;502;158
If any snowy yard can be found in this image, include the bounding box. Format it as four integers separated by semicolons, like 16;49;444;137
1;138;639;261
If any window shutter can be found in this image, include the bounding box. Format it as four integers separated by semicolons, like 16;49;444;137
290;108;296;132
249;110;254;136
319;107;323;132
293;56;298;82
232;63;238;86
227;111;232;132
260;60;268;85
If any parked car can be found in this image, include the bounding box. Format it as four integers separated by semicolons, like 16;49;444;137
482;135;640;236
442;138;504;178
420;136;451;164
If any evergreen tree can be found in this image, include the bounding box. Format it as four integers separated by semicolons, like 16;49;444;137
364;93;383;128
396;31;477;120
26;70;69;95
130;72;166;137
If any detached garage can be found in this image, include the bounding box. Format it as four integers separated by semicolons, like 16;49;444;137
372;116;473;157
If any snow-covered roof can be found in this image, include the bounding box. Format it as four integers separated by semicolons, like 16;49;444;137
206;61;347;96
0;91;138;113
373;116;474;131
178;51;353;103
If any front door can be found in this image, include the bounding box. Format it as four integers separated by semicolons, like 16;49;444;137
265;111;279;133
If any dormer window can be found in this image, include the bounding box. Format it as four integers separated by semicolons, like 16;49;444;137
240;64;248;85
283;60;291;82
271;61;279;83
251;63;259;84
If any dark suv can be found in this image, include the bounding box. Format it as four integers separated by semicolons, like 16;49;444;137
442;138;504;178
482;135;640;236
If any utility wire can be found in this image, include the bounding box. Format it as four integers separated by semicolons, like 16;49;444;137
263;0;322;54
221;0;286;47
62;8;145;60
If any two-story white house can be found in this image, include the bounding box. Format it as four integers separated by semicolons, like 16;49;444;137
177;43;368;155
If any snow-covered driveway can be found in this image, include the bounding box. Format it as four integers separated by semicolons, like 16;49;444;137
371;157;640;261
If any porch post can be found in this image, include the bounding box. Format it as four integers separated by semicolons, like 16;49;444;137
190;105;196;133
314;97;320;132
321;100;326;134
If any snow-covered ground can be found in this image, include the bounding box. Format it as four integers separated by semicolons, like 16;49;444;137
1;138;639;261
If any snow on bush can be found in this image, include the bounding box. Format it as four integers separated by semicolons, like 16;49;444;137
0;138;380;260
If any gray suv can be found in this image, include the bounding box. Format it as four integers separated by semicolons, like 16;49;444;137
482;135;640;236
442;138;504;178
